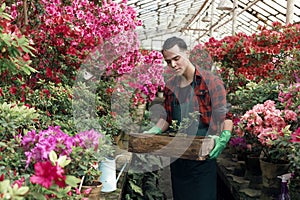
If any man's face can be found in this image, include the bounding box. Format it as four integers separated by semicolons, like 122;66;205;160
162;45;190;76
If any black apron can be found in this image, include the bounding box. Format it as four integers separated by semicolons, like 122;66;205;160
170;79;217;200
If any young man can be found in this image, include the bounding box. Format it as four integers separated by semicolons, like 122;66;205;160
145;36;232;200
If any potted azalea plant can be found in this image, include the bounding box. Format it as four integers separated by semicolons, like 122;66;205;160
236;99;298;197
236;99;298;163
18;126;113;199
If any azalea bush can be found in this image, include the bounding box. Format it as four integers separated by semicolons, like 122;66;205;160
228;136;247;155
6;0;142;86
190;43;214;71
227;80;279;114
119;49;165;105
21;126;112;184
1;0;146;118
204;22;300;94
278;82;300;116
0;3;36;80
1;150;82;200
236;100;298;163
0;126;113;199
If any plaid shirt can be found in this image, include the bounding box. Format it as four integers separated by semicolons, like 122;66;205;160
163;68;227;133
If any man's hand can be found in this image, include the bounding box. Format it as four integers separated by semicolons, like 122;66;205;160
209;130;231;159
143;126;162;134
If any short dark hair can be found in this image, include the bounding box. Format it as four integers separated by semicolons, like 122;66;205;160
162;36;188;51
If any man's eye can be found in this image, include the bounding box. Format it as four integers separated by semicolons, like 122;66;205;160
166;61;171;65
174;56;180;61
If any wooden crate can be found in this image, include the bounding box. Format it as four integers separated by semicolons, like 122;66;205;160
128;133;215;160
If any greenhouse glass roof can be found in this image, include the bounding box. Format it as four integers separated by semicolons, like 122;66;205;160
116;0;300;50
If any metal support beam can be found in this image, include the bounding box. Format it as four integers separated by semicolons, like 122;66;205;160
232;0;238;35
180;0;210;31
286;0;295;24
197;0;261;41
209;0;215;37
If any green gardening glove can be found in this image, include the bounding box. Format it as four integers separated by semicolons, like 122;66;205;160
209;130;231;159
143;126;162;134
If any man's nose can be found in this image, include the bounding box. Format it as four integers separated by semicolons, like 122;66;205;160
170;60;176;68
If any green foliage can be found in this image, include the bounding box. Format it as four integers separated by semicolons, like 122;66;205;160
276;48;300;85
263;125;292;164
0;102;39;140
0;137;28;179
228;80;279;114
288;142;300;173
0;3;36;78
169;111;201;135
124;154;165;200
0;179;29;200
66;145;103;186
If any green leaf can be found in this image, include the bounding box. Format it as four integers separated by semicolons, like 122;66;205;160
15;186;29;195
49;150;58;164
57;155;67;167
30;192;47;200
65;175;81;187
128;180;143;195
0;179;10;192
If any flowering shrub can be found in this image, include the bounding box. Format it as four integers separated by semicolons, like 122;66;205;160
190;43;214;71
21;126;111;186
21;126;74;167
236;100;298;163
204;22;300;94
278;82;300;116
128;50;165;104
1;124;113;199
8;0;142;85
0;3;36;105
0;3;35;78
228;136;247;154
228;80;279;114
0;150;83;199
2;0;143;109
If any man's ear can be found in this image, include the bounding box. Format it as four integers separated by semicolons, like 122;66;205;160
186;50;191;58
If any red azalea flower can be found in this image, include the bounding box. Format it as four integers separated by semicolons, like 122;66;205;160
9;86;17;95
46;67;53;78
53;164;66;188
30;161;66;189
30;161;54;188
22;53;30;62
0;174;4;181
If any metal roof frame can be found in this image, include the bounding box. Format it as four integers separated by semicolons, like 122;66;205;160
115;0;300;50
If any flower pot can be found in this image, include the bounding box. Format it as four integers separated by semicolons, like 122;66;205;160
245;155;262;177
157;92;163;98
244;155;262;189
259;159;290;200
81;181;103;200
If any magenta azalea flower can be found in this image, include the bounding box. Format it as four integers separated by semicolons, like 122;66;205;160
30;161;66;189
21;126;74;167
74;129;103;150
